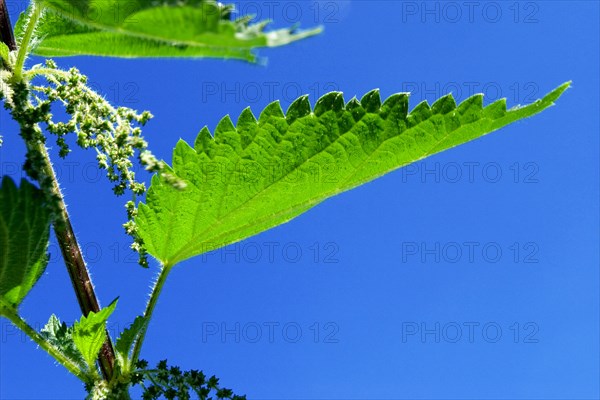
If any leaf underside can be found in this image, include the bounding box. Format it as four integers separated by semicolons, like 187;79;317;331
115;315;147;369
22;0;321;61
41;314;88;370
0;177;51;307
136;82;570;267
72;299;117;369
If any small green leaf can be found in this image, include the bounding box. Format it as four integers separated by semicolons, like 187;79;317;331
72;298;118;369
25;0;321;61
136;83;570;268
115;316;148;370
40;314;87;370
0;177;51;307
0;42;9;66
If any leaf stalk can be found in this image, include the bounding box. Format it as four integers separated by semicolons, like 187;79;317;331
131;263;173;364
13;0;40;79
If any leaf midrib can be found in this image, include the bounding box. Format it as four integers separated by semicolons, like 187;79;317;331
167;106;481;264
42;4;258;50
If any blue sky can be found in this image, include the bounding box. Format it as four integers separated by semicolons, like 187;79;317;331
1;1;599;399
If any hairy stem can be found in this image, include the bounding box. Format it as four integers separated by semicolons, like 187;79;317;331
0;305;90;383
13;0;40;79
0;0;15;50
131;263;173;364
0;3;116;380
25;132;117;381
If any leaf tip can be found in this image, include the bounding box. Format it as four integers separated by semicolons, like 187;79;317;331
314;91;344;116
545;81;572;104
215;115;236;136
381;93;410;119
360;89;381;113
194;127;214;153
286;94;311;123
259;100;285;121
237;107;258;130
431;93;457;114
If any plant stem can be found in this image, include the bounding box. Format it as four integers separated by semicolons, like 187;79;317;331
0;305;90;383
32;136;117;381
13;0;40;80
0;3;116;380
0;0;16;50
131;263;173;364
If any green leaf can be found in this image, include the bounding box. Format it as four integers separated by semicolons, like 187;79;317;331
72;298;118;369
25;0;321;61
136;82;570;267
0;42;9;65
115;315;148;370
40;314;87;370
0;176;51;307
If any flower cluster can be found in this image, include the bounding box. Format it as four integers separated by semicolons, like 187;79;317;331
32;60;167;196
24;60;185;266
3;72;63;218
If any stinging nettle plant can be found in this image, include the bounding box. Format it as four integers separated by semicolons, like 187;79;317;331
0;0;569;398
